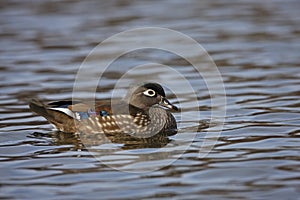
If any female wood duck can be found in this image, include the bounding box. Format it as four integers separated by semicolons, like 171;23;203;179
29;83;178;136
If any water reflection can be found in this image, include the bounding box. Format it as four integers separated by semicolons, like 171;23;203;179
43;130;172;150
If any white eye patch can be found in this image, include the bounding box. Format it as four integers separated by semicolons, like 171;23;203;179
143;89;156;97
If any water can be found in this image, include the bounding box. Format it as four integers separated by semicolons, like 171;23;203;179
1;0;300;199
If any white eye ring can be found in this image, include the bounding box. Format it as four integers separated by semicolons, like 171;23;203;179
143;89;156;97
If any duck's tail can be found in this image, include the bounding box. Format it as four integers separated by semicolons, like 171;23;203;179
29;99;77;133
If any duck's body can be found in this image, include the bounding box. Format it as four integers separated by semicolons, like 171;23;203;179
29;83;178;136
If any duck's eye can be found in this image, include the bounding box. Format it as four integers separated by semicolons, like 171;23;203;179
143;89;156;97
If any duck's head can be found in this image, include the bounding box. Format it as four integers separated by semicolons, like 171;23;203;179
126;82;178;111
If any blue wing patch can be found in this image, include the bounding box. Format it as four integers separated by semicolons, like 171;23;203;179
76;112;89;119
75;109;109;120
99;110;109;116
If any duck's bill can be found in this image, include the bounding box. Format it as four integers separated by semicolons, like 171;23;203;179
160;97;179;111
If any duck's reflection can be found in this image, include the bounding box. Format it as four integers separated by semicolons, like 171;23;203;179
33;130;177;151
80;131;174;150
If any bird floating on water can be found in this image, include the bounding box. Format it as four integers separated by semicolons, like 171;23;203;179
29;82;178;136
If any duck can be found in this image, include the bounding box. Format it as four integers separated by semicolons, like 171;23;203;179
29;82;178;137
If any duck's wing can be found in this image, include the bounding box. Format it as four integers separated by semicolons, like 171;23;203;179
29;99;147;134
29;99;78;133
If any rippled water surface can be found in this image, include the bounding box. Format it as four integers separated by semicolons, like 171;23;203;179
1;0;300;199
